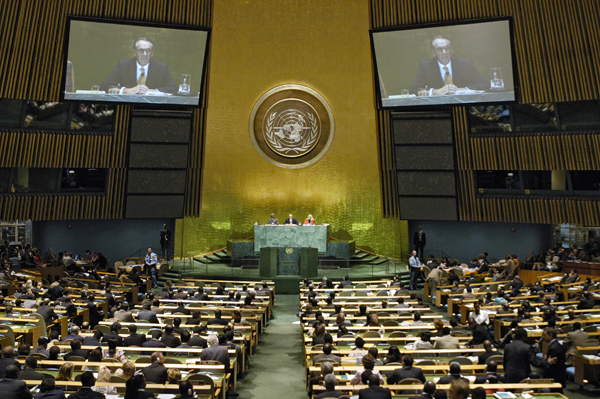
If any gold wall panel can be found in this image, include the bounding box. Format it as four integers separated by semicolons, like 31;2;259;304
177;0;401;258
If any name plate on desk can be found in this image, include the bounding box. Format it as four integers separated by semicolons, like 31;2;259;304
254;225;328;253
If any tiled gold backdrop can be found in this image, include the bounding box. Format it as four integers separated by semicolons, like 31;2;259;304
176;0;402;258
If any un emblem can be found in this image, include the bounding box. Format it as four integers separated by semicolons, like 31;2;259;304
250;85;335;168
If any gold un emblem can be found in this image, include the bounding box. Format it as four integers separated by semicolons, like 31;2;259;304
250;85;335;169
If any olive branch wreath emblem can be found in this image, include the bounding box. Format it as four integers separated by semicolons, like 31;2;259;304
265;111;319;154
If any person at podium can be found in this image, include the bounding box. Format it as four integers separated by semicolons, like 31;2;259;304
304;214;316;225
267;213;278;225
409;35;487;96
283;214;298;225
100;37;177;95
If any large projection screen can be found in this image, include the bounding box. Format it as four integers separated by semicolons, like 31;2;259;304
63;18;209;106
371;18;517;109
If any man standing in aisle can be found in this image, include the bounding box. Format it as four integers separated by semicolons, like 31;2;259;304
145;247;158;288
160;224;171;261
413;225;426;260
409;250;422;290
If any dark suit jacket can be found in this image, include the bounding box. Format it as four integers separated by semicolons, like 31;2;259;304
102;331;124;346
66;387;105;399
540;339;567;386
468;325;492;346
138;310;159;323
200;345;230;372
142;362;168;384
413;231;426;246
161;334;181;348
63;349;90;360
478;350;496;365
142;339;166;348
124;333;147;347
503;339;535;383
358;386;392;399
35;388;66;399
0;378;33;399
387;366;425;384
189;335;208;348
315;390;342;399
36;305;58;325
100;58;177;93
207;318;228;326
18;368;45;384
474;372;506;383
82;337;101;346
438;375;462;384
283;218;298;225
409;57;487;94
0;358;20;378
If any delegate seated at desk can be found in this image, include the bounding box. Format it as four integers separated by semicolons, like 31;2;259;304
283;214;298;226
100;37;177;95
267;213;278;225
409;35;487;96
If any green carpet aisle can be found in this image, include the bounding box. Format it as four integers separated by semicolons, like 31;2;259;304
235;294;307;399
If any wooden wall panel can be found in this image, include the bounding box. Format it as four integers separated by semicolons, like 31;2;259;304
371;0;600;226
0;0;212;221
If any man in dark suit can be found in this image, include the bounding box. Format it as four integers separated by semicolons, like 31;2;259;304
82;330;103;346
63;340;90;360
124;324;147;347
438;362;464;384
18;357;45;385
359;373;392;399
142;330;166;348
189;325;208;348
200;334;230;373
313;343;342;365
578;291;595;310
0;346;20;378
467;318;492;347
138;303;159;323
387;354;425;384
0;365;32;399
315;374;342;399
160;324;181;348
142;352;168;384
207;309;229;326
409;36;487;95
474;360;506;383
30;337;50;359
283;214;298;225
68;371;105;399
413;226;426;260
477;340;496;365
409;381;436;399
503;328;536;383
36;298;59;326
539;328;567;392
101;322;124;346
100;38;177;94
62;325;84;342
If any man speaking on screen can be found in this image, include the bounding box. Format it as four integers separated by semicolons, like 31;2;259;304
409;35;487;95
100;37;177;95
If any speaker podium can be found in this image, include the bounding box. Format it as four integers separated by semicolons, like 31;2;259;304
260;246;318;278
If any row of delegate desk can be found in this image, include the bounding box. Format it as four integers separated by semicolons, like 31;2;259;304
1;276;276;399
297;280;565;397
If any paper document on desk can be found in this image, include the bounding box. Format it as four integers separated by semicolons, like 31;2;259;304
145;91;173;96
455;89;485;95
584;355;600;360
